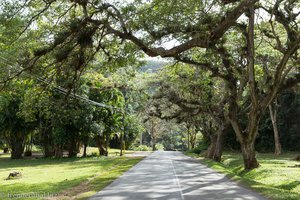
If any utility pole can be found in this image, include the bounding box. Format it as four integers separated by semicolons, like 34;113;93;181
151;116;156;151
187;124;190;150
120;87;127;156
120;112;125;156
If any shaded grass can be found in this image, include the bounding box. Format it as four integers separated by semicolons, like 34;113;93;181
0;154;143;200
186;152;300;200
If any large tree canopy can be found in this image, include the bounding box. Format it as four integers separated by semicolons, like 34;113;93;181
0;0;299;169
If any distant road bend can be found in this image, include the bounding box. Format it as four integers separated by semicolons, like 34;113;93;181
90;151;267;200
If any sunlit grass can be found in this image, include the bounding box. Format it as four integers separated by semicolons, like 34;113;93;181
187;152;300;200
0;153;142;200
76;158;141;199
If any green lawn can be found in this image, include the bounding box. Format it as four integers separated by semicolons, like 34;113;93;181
187;152;300;200
0;153;142;200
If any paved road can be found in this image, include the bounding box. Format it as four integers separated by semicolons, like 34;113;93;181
90;151;267;200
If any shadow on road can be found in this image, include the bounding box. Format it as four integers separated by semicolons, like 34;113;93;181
90;151;267;200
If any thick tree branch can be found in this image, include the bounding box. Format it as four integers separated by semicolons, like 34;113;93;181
247;5;259;108
262;38;300;109
91;0;258;58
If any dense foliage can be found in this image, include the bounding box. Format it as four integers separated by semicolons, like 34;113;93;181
0;0;299;171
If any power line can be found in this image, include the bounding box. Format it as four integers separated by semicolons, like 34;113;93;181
0;54;127;155
0;54;123;112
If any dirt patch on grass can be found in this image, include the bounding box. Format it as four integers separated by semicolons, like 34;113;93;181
49;179;91;200
47;157;143;200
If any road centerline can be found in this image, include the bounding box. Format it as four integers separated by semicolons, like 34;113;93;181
90;151;267;200
171;159;185;200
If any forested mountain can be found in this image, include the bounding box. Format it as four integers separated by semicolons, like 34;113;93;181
139;59;169;73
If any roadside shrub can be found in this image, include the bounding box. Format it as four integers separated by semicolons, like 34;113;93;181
155;143;164;151
190;142;208;154
133;145;151;151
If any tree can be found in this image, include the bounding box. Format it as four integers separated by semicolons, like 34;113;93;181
0;79;36;159
216;2;300;169
86;73;126;156
147;63;231;161
2;0;300;169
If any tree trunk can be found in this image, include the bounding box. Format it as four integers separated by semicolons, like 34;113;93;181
212;123;229;162
40;121;54;158
205;134;217;159
99;145;107;156
238;115;261;170
96;135;108;156
24;134;33;157
239;3;259;171
11;145;24;159
83;143;87;157
152;141;156;151
190;131;197;149
44;141;55;158
240;141;259;170
269;103;282;155
24;145;32;157
105;131;110;156
3;147;9;153
228;99;261;169
10;132;25;159
54;144;63;158
11;141;25;159
54;144;64;158
68;137;78;158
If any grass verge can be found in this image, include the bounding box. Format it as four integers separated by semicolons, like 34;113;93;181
186;152;300;200
0;154;143;200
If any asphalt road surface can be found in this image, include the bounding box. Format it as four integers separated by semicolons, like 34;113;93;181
90;151;267;200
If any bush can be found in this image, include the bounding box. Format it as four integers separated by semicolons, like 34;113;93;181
155;143;164;151
133;145;152;151
190;142;208;154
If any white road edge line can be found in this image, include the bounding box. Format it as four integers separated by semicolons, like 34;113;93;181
171;160;185;200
